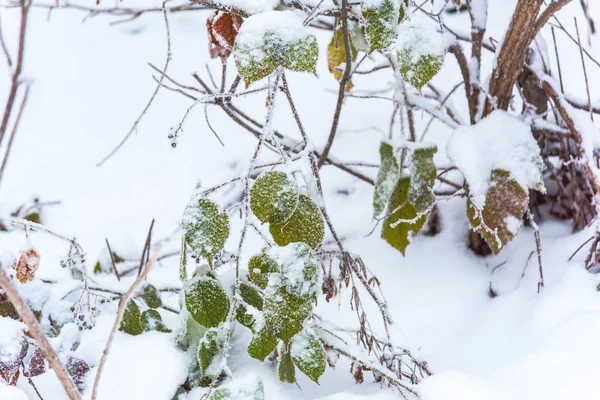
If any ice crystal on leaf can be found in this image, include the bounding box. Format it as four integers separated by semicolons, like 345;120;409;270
250;171;299;224
290;328;327;383
269;194;325;249
248;253;279;289
185;276;230;328
362;0;400;52
182;197;230;266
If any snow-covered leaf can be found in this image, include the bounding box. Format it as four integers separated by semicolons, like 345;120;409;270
234;11;318;87
263;277;312;341
65;356;89;393
270;194;325;249
119;299;143;336
274;242;320;298
373;141;400;217
207;11;243;60
140;309;171;333
140;283;162;309
396;17;445;89
408;145;437;212
15;248;40;284
248;253;279;289
185;276;230;328
291;329;327;383
250;171;299;224
362;0;400;51
210;388;231;400
381;176;426;255
247;328;278;361
0;321;27;386
467;170;529;254
182;198;230;266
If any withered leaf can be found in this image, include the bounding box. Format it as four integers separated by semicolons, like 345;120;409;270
0;337;27;385
16;248;40;284
207;11;243;60
25;347;46;378
66;356;90;393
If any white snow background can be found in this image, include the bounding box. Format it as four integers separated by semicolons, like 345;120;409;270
1;0;600;399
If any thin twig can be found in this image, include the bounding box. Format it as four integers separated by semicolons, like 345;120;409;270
0;264;82;400
90;246;162;400
96;1;172;167
105;238;120;282
0;85;29;191
574;17;594;121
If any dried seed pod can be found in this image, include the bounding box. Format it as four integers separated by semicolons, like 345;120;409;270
15;248;40;284
206;11;243;61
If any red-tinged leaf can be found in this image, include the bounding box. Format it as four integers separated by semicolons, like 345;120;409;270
25;347;46;378
207;11;243;60
66;357;90;393
0;338;28;385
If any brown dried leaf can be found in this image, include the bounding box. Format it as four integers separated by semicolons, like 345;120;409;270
15;248;40;284
0;338;27;385
207;11;243;60
25;347;46;378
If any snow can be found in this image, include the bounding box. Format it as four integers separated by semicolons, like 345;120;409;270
446;110;544;207
0;1;599;400
0;318;26;363
396;16;445;62
212;0;279;15
234;10;313;69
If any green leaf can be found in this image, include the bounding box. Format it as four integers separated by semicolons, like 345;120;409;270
140;283;162;309
0;300;18;320
182;198;230;265
291;329;327;384
278;344;296;384
248;253;279;289
396;18;445;90
373;142;400;217
398;0;409;22
362;0;400;52
198;328;220;374
467;169;529;255
140;309;171;333
119;299;143;336
209;388;231;400
248;328;279;361
381;176;426;255
185;276;230;328
236;282;264;329
264;278;312;342
250;171;299;224
234;11;319;87
270;194;325;249
408;145;437;212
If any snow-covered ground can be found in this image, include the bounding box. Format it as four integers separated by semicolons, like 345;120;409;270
1;0;600;399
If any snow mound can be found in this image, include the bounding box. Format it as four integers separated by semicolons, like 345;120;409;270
212;0;279;15
396;16;445;62
446;110;544;207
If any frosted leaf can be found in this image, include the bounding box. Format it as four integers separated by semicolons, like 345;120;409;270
65;357;90;393
327;28;358;90
362;0;400;51
247;328;278;361
373;141;400;217
398;0;409;22
408;145;437;212
250;171;299;224
236;282;263;329
207;11;243;60
263;275;312;341
278;345;296;384
248;253;279;289
270;242;320;298
446;110;544;208
381;176;426;255
270;194;325;249
291;328;327;383
234;11;318;87
182;198;230;266
16;247;40;284
208;378;265;400
210;388;231;400
185;276;230;328
140;283;162;309
467;170;529;255
119;299;143;336
198;328;220;374
396;16;445;89
140;309;171;333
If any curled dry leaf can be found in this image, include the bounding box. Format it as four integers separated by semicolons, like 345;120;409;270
207;11;243;60
15;248;40;284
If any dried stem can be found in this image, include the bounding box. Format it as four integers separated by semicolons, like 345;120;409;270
91;246;162;400
0;85;29;191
